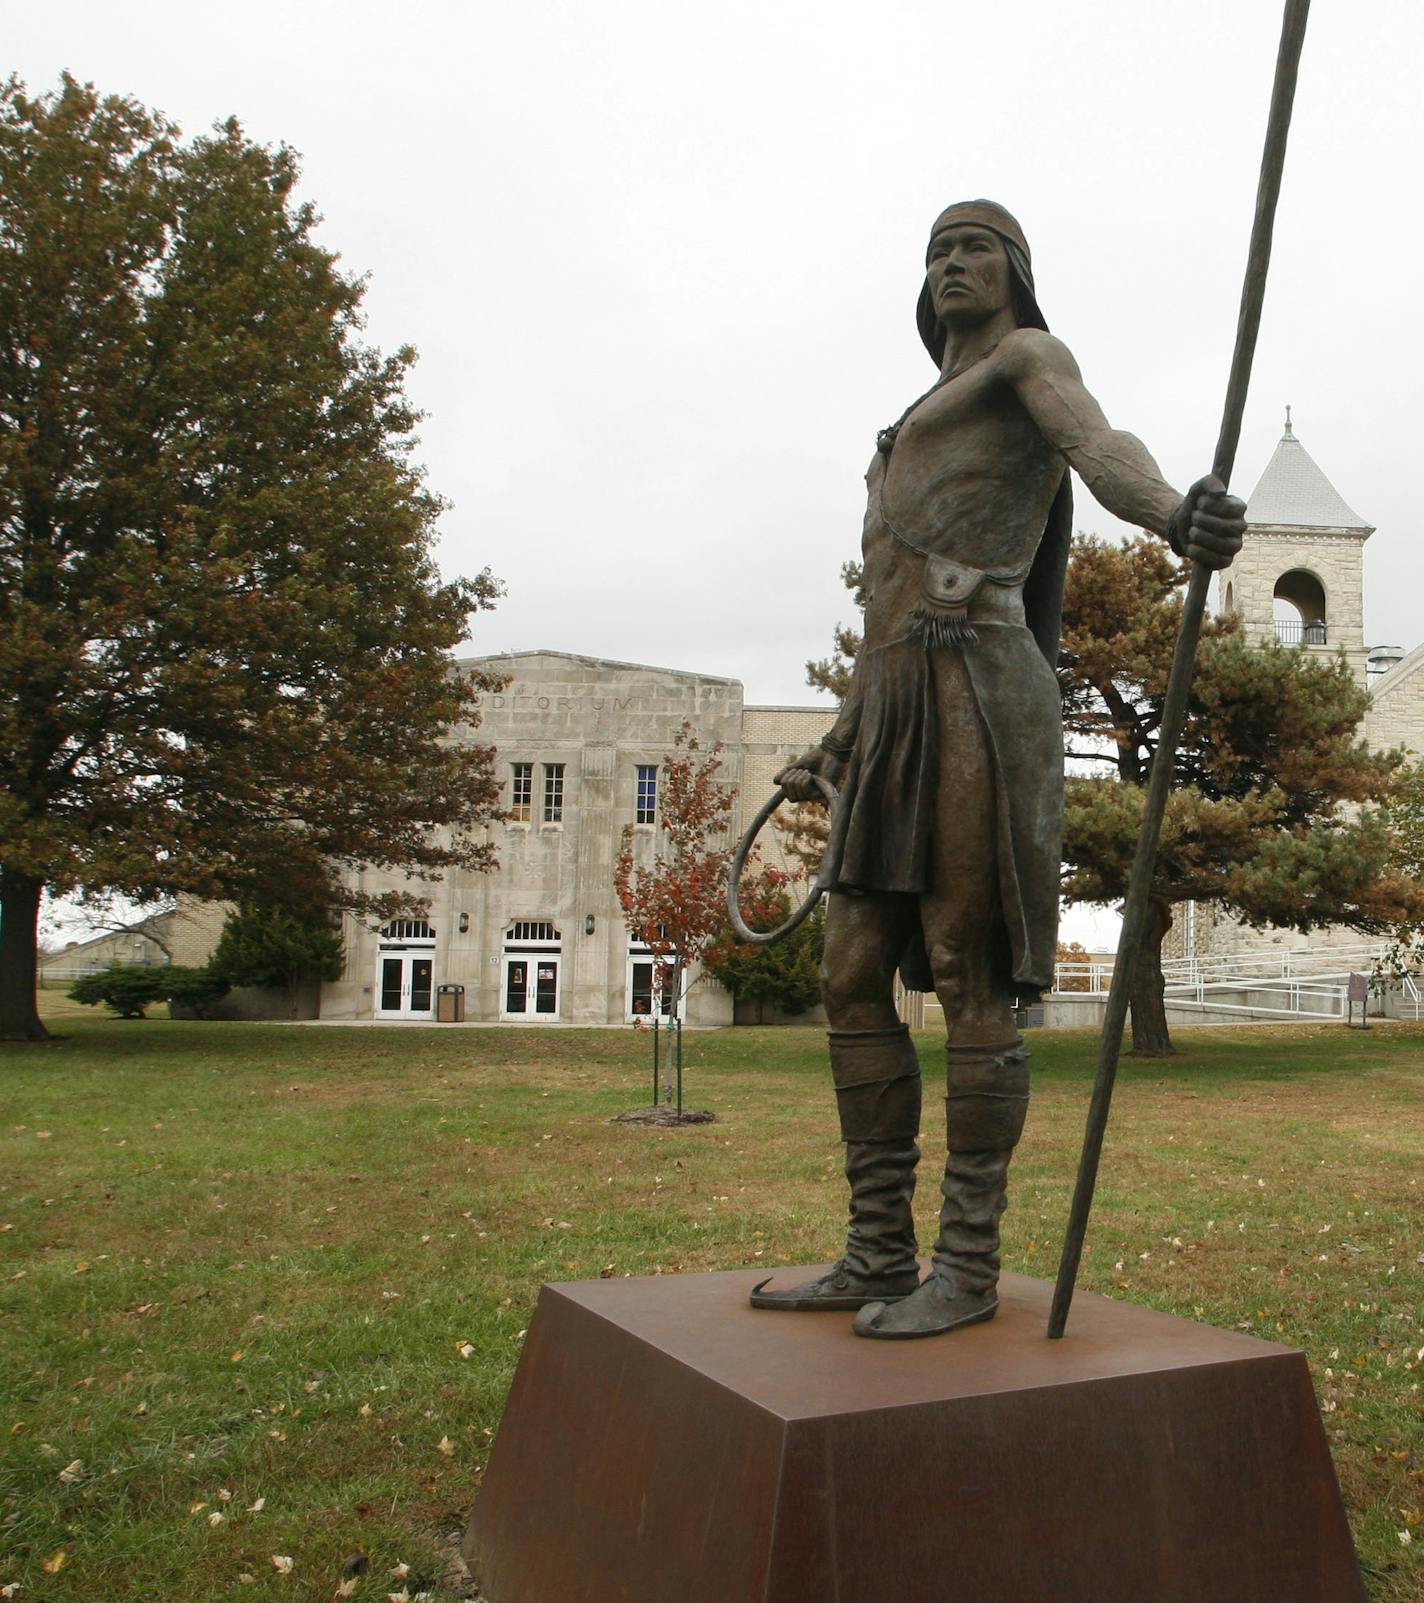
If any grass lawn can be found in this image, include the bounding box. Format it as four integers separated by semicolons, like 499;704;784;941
2;1006;1422;1602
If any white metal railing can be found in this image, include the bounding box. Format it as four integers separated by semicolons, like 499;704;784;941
1158;943;1388;986
1052;961;1116;995
1051;941;1423;1021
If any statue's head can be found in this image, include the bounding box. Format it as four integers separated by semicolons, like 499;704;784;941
916;200;1046;364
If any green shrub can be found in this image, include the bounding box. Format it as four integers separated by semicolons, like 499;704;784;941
161;966;230;1019
67;963;230;1019
68;965;168;1018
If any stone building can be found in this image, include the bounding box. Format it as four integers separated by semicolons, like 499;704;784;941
1166;414;1420;965
317;651;834;1025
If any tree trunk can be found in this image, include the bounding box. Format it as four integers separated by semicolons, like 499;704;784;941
1128;897;1175;1057
0;868;49;1042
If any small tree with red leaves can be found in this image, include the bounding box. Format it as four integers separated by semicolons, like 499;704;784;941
613;724;739;1106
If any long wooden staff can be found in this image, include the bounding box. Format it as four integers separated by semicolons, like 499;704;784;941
1048;0;1312;1340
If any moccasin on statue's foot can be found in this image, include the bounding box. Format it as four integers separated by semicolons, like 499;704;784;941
851;1274;997;1339
749;1261;920;1312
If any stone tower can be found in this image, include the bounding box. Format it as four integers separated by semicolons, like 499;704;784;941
1218;410;1374;684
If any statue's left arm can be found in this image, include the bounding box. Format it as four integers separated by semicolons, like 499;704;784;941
999;329;1245;568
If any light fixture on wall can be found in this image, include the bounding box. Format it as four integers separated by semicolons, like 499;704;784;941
458;912;470;933
584;914;596;936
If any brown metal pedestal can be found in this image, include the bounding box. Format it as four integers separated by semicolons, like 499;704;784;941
462;1267;1364;1603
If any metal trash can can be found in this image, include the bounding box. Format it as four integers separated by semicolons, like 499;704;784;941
436;983;466;1023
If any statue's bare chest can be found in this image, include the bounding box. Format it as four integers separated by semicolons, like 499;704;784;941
883;366;1048;498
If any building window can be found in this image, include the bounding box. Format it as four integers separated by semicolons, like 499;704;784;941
635;764;658;825
542;764;565;824
510;763;533;822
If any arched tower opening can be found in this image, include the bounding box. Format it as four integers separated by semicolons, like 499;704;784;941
1228;411;1372;678
1272;569;1327;645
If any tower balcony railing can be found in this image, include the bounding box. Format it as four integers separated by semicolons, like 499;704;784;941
1274;618;1327;646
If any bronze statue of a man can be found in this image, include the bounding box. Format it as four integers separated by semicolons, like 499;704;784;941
752;200;1245;1338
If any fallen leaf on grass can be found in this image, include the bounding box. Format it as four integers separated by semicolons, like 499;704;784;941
1;1582;20;1596
189;1501;209;1515
247;1496;265;1513
390;1562;409;1578
335;1584;358;1599
270;1554;294;1573
207;1512;224;1527
41;1552;67;1574
437;1436;455;1456
454;1341;475;1360
388;1592;411;1603
72;1263;90;1275
56;1460;82;1484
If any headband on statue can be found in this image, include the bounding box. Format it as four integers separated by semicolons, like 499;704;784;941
915;199;1047;365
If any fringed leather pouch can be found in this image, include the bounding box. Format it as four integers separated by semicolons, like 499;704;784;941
908;555;1031;649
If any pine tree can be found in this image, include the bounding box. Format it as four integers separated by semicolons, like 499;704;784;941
702;870;824;1022
208;902;345;1018
1061;534;1421;1054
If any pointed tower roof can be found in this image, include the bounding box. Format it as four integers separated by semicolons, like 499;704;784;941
1245;408;1373;532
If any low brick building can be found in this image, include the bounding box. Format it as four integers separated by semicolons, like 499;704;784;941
39;902;227;985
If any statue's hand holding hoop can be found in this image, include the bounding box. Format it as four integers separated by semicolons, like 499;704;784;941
726;748;843;945
775;744;845;803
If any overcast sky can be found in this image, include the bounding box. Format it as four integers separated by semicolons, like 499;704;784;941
17;2;1424;946
16;0;1424;707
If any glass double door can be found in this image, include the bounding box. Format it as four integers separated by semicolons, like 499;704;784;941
377;951;435;1019
504;956;559;1018
628;959;675;1021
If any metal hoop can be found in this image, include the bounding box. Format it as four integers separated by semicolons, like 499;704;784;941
725;777;839;945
